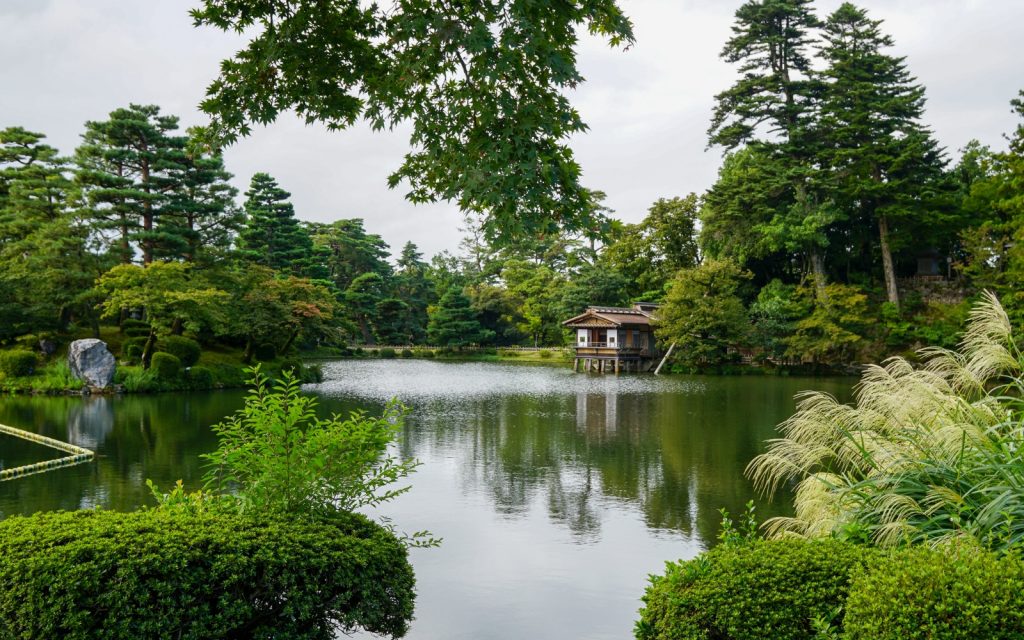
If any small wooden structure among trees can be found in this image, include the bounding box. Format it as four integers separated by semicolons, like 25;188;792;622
563;303;659;373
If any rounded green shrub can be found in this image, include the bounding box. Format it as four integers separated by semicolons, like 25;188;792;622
538;349;553;359
844;545;1024;640
254;343;277;361
415;349;435;359
401;348;414;359
279;357;304;376
379;347;397;359
636;539;873;640
0;509;415;639
187;365;214;390
121;337;148;360
0;350;37;377
150;351;181;379
500;349;520;358
159;335;201;367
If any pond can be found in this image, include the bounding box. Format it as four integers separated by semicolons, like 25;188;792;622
0;360;854;639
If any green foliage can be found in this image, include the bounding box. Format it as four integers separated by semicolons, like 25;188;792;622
379;347;397;359
0;350;36;378
121;336;148;360
120;319;151;337
538;349;553;359
253;342;277;362
844;545;1024;640
785;282;871;365
636;538;871;640
187;365;214;390
415;349;435;359
400;348;414;359
0;508;415;639
150;352;181;380
656;259;751;368
191;0;634;241
203;369;423;521
159;335;201;367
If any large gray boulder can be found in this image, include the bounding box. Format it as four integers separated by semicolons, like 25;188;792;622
68;339;116;389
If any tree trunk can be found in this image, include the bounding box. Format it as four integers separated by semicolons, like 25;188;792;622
141;159;153;265
280;329;299;355
809;249;828;302
878;214;900;309
141;330;157;369
358;317;374;345
170;317;183;336
242;337;254;364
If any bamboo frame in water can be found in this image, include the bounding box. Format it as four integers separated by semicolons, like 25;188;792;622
0;423;95;481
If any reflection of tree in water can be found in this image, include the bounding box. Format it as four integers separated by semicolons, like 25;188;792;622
398;378;851;546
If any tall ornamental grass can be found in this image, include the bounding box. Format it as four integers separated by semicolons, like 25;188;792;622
747;292;1024;551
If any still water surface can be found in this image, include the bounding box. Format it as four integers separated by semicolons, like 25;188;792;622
0;360;853;639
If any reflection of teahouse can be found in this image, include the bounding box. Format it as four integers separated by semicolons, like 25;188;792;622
563;303;660;373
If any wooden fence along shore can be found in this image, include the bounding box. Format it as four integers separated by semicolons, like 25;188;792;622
0;423;95;481
347;345;568;353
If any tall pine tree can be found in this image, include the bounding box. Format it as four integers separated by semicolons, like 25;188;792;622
75;104;186;264
817;3;946;308
238;173;315;276
709;0;834;295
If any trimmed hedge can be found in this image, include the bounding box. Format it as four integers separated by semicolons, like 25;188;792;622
121;319;151;338
150;351;181;379
159;335;201;367
844;545;1024;640
401;348;414;359
121;336;149;360
0;509;415;639
187;365;215;390
636;539;873;640
0;350;37;377
379;347;397;359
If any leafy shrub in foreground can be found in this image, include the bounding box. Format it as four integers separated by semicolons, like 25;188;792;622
159;335;201;367
636;538;872;640
844;545;1024;640
150;351;181;379
0;350;36;377
0;508;415;639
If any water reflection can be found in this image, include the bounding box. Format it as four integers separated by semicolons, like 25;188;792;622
0;361;855;640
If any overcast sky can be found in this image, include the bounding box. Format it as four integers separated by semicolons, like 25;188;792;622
2;0;1022;260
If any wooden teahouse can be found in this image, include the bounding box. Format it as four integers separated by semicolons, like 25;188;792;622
563;303;660;373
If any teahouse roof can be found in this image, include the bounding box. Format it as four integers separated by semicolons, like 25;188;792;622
562;305;657;329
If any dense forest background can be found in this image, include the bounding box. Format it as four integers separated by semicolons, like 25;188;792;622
1;1;1021;371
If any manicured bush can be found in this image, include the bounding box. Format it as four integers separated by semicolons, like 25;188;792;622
121;337;148;360
121;319;151;338
187;365;214;390
636;538;873;640
0;350;37;377
844;545;1024;640
538;349;553;359
379;347;397;359
150;351;181;379
401;348;414;359
159;335;201;367
0;509;415;639
254;343;277;362
500;349;520;358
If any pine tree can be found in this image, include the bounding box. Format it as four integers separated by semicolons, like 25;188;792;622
394;241;432;343
238;173;315;276
160;133;241;262
427;286;492;347
74;104;187;264
817;3;946;309
0;127;98;333
709;0;834;294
